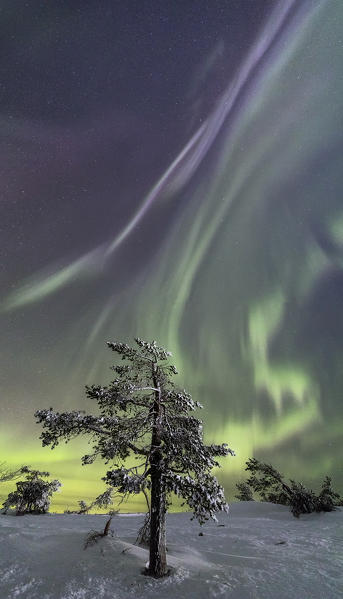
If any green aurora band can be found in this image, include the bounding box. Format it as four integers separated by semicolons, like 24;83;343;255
1;0;343;510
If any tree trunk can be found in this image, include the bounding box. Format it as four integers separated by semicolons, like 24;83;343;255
147;362;168;578
148;466;167;577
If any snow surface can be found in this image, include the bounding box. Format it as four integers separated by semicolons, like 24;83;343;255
0;502;342;598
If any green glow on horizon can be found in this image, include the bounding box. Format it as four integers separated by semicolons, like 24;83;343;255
0;395;322;512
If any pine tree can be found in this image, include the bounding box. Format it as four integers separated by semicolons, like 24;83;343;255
2;468;61;515
245;458;293;507
235;481;254;501
317;476;343;512
78;500;89;514
35;338;234;577
244;458;343;517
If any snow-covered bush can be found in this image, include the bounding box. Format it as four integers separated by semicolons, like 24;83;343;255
2;468;61;515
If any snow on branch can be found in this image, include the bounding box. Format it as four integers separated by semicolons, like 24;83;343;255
104;467;149;495
165;471;229;525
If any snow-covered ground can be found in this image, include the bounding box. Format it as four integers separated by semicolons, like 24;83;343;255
1;502;342;598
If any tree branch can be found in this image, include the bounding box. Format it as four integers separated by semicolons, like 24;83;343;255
127;441;149;456
76;423;148;456
132;387;160;393
84;424;112;436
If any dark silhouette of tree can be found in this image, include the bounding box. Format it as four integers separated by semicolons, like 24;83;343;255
77;500;89;514
35;338;234;577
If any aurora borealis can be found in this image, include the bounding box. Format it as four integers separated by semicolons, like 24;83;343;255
1;0;343;510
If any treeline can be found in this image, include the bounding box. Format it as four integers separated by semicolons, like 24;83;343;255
1;458;342;519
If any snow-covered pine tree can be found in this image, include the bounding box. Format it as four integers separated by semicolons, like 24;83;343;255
235;481;254;501
317;476;343;511
244;458;343;517
2;468;61;515
35;338;234;577
245;458;292;507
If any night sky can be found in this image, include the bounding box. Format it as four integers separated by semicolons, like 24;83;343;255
1;0;343;510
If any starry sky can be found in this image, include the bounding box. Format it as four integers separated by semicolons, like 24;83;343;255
1;0;343;511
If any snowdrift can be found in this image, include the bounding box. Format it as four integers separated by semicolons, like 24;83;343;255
0;502;342;598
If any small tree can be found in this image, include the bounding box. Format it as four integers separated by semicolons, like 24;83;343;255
244;458;342;517
245;458;294;507
235;481;254;502
78;500;89;514
2;468;61;515
35;338;234;577
317;476;343;512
